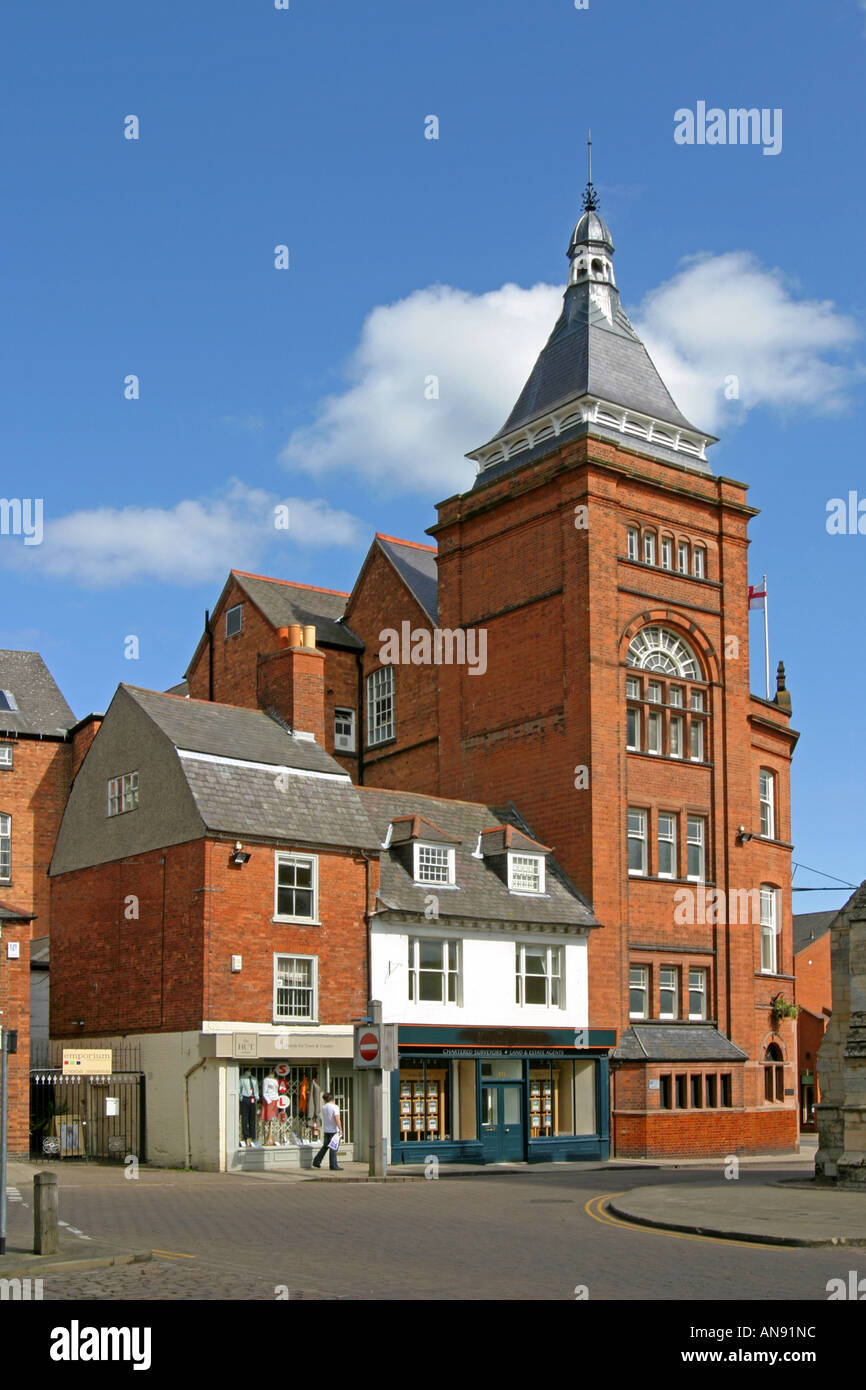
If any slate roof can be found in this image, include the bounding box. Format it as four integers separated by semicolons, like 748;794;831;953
360;787;598;929
793;910;839;955
495;283;696;443
612;1025;748;1063
123;686;343;777
375;536;438;624
231;571;363;651
0;651;76;737
0;901;34;922
178;755;379;851
123;686;380;852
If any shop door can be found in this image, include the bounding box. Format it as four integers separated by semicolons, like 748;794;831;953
480;1084;524;1162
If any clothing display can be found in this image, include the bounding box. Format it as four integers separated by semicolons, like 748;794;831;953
240;1095;257;1140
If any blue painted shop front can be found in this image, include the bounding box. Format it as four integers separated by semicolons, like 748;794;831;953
390;1026;614;1165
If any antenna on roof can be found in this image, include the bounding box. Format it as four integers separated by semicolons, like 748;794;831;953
583;129;599;212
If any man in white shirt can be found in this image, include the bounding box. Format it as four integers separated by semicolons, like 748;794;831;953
312;1093;343;1171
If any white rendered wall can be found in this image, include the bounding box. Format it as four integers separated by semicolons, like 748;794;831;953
371;927;589;1030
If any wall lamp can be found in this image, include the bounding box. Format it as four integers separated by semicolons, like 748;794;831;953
230;840;251;866
736;826;754;845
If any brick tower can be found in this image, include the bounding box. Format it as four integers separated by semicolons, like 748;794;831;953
430;160;799;1156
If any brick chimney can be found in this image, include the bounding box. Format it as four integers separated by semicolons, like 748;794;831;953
256;626;326;746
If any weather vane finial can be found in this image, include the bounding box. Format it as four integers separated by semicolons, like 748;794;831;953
583;129;599;212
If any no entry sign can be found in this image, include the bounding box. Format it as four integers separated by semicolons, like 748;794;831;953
359;1032;379;1063
353;1021;397;1070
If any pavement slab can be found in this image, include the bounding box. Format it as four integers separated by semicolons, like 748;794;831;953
609;1180;866;1247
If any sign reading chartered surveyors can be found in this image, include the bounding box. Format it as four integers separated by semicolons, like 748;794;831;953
62;1048;112;1076
353;1024;398;1070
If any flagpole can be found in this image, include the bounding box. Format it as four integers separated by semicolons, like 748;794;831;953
763;573;770;699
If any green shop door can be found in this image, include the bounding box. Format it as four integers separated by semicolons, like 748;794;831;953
480;1083;524;1162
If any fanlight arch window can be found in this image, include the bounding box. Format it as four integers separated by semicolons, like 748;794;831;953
627;626;701;679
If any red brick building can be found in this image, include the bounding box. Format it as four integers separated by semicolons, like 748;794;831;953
171;183;800;1158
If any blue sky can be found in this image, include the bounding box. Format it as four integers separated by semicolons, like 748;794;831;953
1;0;864;911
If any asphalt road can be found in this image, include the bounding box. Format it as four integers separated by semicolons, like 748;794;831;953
6;1160;859;1302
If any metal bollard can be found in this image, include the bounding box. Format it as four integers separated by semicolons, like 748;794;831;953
33;1171;60;1255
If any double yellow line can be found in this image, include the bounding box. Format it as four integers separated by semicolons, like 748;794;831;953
584;1193;781;1250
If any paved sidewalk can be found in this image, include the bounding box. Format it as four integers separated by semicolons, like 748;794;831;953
608;1177;866;1248
1;1164;152;1279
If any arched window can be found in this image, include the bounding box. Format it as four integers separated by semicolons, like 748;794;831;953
764;1042;784;1102
627;626;700;679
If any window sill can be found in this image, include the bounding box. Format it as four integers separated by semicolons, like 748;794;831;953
273;1018;318;1026
272;917;322;927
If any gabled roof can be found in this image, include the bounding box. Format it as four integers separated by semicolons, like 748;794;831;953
613;1025;748;1063
361;787;597;930
388;814;461;846
479;825;551;857
794;910;839;956
0;650;76;736
122;686;340;778
373;535;438;624
231;571;363;650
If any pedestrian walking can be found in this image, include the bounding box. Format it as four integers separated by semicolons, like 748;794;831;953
311;1093;343;1171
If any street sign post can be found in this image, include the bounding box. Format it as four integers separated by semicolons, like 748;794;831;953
354;1004;398;1177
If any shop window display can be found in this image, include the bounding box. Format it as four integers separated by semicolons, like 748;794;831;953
528;1061;596;1137
238;1065;354;1150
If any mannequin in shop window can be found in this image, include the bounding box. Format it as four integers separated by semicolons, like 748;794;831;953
261;1072;279;1145
239;1071;260;1148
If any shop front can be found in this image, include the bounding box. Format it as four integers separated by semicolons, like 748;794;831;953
223;1029;357;1171
389;1026;614;1165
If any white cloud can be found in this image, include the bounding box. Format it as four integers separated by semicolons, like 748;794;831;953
633;252;860;432
1;481;364;589
280;257;859;493
281;283;562;496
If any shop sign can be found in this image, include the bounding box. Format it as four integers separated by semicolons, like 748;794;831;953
62;1048;112;1075
439;1048;575;1059
232;1033;258;1058
258;1033;353;1058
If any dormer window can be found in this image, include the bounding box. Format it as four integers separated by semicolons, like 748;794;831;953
508;853;545;894
414;843;455;886
0;690;18;712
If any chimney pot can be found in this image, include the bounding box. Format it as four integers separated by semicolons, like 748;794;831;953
277;626;290;648
288;623;302;647
303;625;316;649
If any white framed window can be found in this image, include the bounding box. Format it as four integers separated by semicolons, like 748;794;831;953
274;954;317;1022
760;886;778;973
657;813;677;879
516;944;563;1008
629;965;648;1019
661;537;673;570
414;843;454;886
366;666;394;746
688;967;707;1020
647;681;663;703
690;718;705;762
659;966;678;1019
334;707;356;753
686;816;706;883
107;771;139;817
508;853;545;894
760;769;775;839
0;690;18;713
409;937;460;1004
628;808;648;876
225;604;243;638
626;706;641;751
274;852;318;922
647;710;662;755
643;532;656;566
669;685;684;707
626;526;639;560
677;541;689;574
690;689;705;711
669;714;683;759
627;626;700;679
0;744;12;767
625;676;641;700
0;813;10;880
693;547;706;579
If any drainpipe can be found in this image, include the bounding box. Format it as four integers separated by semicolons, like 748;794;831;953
184;1057;207;1169
355;650;365;785
205;610;214;702
361;850;376;1000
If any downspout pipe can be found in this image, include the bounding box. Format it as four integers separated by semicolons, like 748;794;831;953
184;1057;207;1169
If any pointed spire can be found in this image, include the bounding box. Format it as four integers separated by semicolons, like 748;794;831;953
583;129;599;212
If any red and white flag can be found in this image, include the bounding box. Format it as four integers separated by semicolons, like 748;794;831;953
748;583;766;610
